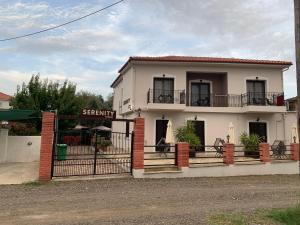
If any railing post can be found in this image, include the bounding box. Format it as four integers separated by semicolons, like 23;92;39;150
223;143;234;165
132;117;145;172
259;143;270;163
291;143;299;161
175;142;189;168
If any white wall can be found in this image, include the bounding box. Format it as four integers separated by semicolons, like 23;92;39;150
0;133;41;163
0;100;10;109
141;111;297;150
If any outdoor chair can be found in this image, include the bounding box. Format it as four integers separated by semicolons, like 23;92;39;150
271;140;287;159
156;137;170;156
213;138;225;157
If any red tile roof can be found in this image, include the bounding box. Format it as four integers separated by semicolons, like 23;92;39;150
111;56;292;87
0;92;12;101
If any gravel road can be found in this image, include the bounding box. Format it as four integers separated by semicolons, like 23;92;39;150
0;175;299;225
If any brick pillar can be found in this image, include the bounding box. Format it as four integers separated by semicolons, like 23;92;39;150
132;117;144;170
223;143;234;165
291;143;299;161
39;112;55;182
175;142;189;168
259;143;270;163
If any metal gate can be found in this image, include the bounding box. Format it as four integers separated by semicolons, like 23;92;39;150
52;116;133;177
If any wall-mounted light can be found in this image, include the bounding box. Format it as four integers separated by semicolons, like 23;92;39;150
293;136;297;143
163;74;165;77
162;114;165;120
137;108;141;117
226;135;230;143
256;117;260;122
194;115;197;120
256;76;259;80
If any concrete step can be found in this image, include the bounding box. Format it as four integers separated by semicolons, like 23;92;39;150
144;165;180;173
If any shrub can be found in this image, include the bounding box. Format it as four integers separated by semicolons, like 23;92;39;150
96;139;112;148
240;132;261;152
176;122;200;149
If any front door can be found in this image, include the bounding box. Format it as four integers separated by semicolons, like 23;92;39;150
191;83;210;106
155;119;169;150
190;120;205;151
249;122;267;142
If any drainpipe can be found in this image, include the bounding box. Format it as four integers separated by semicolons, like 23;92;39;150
282;113;286;143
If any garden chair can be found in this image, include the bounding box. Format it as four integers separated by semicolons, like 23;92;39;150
271;140;287;159
156;137;170;157
213;138;225;157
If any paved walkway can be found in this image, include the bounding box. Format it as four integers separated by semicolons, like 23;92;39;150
0;162;39;185
0;175;299;225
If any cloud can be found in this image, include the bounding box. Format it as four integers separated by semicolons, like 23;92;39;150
0;0;297;98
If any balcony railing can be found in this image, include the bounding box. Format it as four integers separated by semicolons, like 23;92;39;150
147;89;185;104
241;92;285;106
147;91;285;107
189;92;284;107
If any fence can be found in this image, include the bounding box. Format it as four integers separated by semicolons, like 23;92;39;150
144;145;176;168
189;146;224;166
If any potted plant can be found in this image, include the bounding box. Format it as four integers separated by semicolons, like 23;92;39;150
176;122;201;157
96;139;112;151
240;132;261;158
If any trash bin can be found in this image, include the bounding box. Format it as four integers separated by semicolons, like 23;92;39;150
56;144;67;161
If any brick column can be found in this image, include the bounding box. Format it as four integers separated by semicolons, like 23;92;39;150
132;117;144;170
259;143;270;163
39;112;55;182
223;143;234;165
291;143;299;161
175;142;189;168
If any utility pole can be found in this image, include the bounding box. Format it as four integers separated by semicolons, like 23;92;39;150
294;0;300;174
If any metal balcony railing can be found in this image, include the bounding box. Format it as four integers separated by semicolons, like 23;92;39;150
188;92;285;107
147;89;186;104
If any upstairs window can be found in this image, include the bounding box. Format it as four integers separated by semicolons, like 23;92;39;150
153;78;174;103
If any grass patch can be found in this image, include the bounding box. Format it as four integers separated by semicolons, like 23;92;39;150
23;181;47;186
268;205;300;225
209;214;247;225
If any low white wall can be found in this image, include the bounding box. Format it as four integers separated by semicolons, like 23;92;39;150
133;161;299;178
5;136;41;163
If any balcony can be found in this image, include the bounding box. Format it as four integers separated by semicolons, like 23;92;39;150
146;90;286;113
146;89;186;111
189;92;285;107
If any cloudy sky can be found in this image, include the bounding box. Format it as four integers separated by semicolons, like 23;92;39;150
0;0;296;98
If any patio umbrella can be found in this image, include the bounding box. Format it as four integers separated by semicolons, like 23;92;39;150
228;122;235;144
165;120;175;144
291;123;298;143
73;124;89;130
91;125;111;131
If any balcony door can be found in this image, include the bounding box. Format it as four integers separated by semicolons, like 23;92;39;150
153;78;174;103
246;80;266;105
191;82;210;106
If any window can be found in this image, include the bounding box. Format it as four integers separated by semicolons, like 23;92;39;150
153;78;174;103
246;80;266;105
190;82;210;106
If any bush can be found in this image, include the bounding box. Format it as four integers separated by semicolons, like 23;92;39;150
240;132;261;152
96;139;112;148
176;122;200;149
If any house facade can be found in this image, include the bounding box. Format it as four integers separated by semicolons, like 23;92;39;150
111;56;297;150
0;92;11;109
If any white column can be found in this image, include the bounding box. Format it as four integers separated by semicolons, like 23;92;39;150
0;129;9;163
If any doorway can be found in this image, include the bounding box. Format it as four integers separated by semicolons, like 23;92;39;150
249;122;267;142
191;82;211;106
189;120;205;151
155;119;169;150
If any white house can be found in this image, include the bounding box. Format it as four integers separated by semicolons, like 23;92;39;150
0;92;11;109
111;56;297;150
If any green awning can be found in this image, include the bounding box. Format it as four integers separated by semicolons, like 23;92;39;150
0;109;39;121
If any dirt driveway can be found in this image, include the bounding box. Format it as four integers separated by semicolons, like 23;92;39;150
0;175;299;225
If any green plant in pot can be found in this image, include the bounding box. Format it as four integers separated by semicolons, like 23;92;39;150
240;132;261;158
96;139;112;151
176;121;200;157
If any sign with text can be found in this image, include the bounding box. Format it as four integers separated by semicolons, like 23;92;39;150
81;109;116;119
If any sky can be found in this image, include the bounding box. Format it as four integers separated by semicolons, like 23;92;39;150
0;0;296;98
